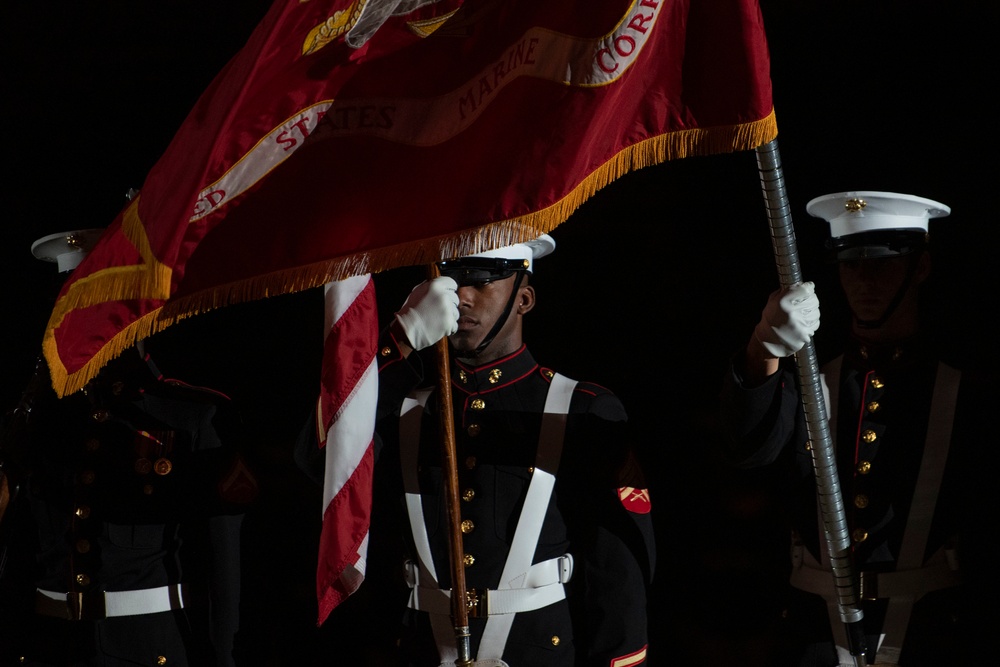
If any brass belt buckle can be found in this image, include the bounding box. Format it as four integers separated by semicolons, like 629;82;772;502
858;571;878;601
68;591;106;621
465;588;487;618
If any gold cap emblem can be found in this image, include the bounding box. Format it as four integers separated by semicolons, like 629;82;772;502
845;198;867;213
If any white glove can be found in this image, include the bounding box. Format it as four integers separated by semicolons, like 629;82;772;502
753;281;820;358
394;276;459;351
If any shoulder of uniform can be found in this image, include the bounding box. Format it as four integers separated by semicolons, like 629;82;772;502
572;380;618;399
538;368;625;420
538;367;616;394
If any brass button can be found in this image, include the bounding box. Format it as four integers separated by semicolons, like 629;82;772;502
870;376;884;389
852;528;868;543
135;458;152;475
380;346;392;357
856;460;872;475
111;381;125;396
460;519;474;534
854;494;869;509
464;456;476;470
867;401;880;413
861;429;877;443
79;470;95;485
75;539;91;554
463;554;475;567
488;368;502;384
462;488;476;502
544;370;554;378
157;657;167;666
92;409;110;422
467;423;481;437
153;458;173;475
84;438;100;452
804;440;813;451
143;484;154;495
75;505;91;519
551;636;560;646
458;370;468;383
859;345;869;360
470;398;485;411
528;467;534;474
75;573;91;586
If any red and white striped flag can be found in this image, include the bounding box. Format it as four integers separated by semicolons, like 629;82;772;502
313;274;379;623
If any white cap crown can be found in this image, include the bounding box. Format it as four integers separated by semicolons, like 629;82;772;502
806;191;950;239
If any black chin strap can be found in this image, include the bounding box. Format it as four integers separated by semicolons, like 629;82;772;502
463;272;526;358
854;257;921;330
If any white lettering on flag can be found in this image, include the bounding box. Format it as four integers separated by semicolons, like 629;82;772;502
190;101;334;221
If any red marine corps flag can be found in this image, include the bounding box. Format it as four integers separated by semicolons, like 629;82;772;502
41;0;776;623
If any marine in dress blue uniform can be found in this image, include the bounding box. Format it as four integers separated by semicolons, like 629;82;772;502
369;234;655;666
716;192;993;666
0;230;254;667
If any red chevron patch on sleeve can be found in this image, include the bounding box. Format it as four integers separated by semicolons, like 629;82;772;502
618;487;651;514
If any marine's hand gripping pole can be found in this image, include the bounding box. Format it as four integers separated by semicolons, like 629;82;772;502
428;264;474;666
755;140;868;667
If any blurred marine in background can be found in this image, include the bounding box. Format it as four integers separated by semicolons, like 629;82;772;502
716;192;993;666
1;228;256;666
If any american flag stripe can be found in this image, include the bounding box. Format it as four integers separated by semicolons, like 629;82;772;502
315;274;378;624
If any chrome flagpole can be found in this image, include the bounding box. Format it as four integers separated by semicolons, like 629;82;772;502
755;139;867;667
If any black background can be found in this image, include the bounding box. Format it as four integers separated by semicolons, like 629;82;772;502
1;1;996;664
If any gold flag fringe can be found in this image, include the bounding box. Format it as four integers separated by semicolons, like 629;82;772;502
46;110;777;397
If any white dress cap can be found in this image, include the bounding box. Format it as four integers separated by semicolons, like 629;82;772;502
465;232;556;273
31;229;105;272
806;191;950;239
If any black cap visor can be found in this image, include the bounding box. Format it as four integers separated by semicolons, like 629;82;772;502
437;257;530;286
825;229;928;262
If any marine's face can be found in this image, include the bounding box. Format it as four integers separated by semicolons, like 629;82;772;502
837;254;917;324
449;274;529;360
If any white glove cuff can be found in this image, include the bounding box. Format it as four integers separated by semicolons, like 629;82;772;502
753;319;797;358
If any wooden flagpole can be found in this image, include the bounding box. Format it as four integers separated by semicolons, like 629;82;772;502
428;264;473;666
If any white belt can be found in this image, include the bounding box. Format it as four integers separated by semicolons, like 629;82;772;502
789;549;961;601
36;584;187;620
406;555;573;617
